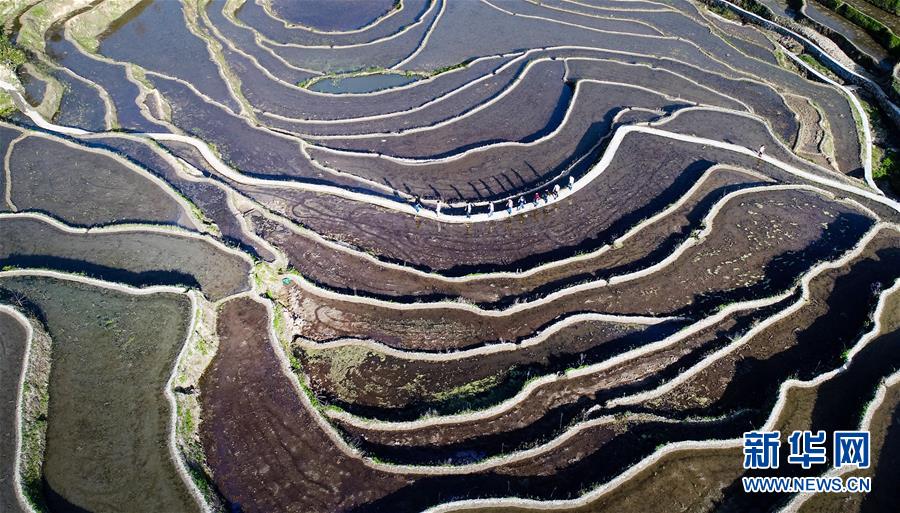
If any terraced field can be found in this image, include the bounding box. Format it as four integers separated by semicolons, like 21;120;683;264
0;0;899;512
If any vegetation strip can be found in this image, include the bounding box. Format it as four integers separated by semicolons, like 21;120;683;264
0;305;37;513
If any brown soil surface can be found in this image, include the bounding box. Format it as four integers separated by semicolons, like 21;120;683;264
564;58;796;144
11;1;900;510
249;167;767;303
283;188;873;350
657;108;828;178
90;135;278;262
240;133;738;272
709;266;900;512
463;447;743;513
332;304;771;448
198;297;411;513
646;227;900;413
794;291;900;513
800;382;900;512
784;94;834;170
298;318;657;411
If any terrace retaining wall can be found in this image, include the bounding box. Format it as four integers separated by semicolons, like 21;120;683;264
705;0;900;129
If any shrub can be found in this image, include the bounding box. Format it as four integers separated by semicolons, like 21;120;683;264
837;3;900;54
734;0;776;19
818;0;900;57
874;149;900;194
893;69;900;100
0;29;25;69
863;0;900;15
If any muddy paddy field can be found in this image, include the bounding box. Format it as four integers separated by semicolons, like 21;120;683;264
1;0;900;512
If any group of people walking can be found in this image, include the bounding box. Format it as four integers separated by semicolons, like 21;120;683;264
409;145;771;218
412;175;576;218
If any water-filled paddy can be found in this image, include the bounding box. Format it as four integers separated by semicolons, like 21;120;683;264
309;72;419;93
98;0;240;113
7;135;192;227
266;0;399;32
0;275;199;513
0;216;251;300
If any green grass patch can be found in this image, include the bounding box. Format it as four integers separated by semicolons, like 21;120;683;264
273;302;285;334
196;336;210;356
818;0;900;56
798;52;841;81
298;377;322;408
427;59;473;77
856;96;900;194
20;392;49;512
0;29;25;69
864;0;900;15
432;373;503;403
703;1;743;21
299;66;428;89
15;3;51;53
0;92;14;117
302;345;383;402
18;319;51;513
729;0;776;19
774;47;799;72
874;148;900;192
0;28;25;117
177;403;195;435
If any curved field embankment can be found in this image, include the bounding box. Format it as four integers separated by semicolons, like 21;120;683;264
0;213;253;301
0;306;33;513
